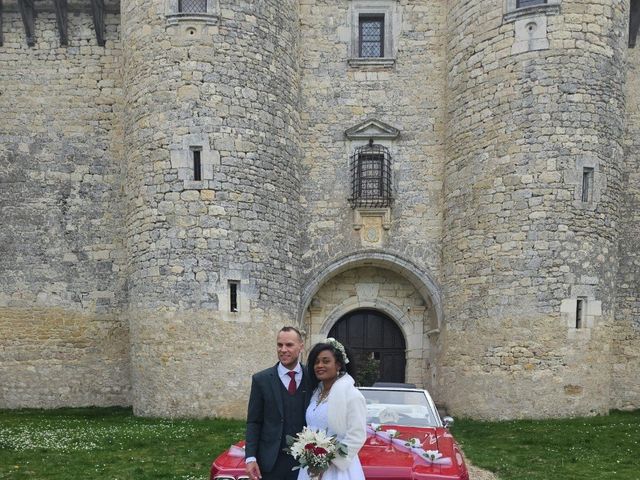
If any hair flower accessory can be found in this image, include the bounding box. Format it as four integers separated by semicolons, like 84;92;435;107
325;337;349;364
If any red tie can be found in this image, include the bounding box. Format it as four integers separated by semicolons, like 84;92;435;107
287;371;297;395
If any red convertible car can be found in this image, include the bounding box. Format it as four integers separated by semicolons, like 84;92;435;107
210;386;469;480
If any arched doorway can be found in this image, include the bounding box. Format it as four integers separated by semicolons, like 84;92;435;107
329;309;406;384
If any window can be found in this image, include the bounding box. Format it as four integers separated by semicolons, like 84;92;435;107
504;0;560;23
229;281;239;312
575;297;586;328
178;0;207;13
359;15;384;58
581;167;594;203
630;0;640;48
165;0;218;26
349;140;392;208
191;148;202;181
348;1;396;67
516;0;546;7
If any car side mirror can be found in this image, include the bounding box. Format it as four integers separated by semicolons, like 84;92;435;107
443;416;454;428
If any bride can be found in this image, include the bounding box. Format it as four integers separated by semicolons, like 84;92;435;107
297;338;366;480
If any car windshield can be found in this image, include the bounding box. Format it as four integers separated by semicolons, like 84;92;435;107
360;389;439;428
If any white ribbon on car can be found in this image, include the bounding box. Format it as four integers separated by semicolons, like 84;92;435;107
228;445;246;459
366;424;453;466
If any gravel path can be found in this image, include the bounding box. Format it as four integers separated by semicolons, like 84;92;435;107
467;464;500;480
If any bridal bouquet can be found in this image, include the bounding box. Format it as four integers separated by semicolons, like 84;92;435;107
286;427;348;479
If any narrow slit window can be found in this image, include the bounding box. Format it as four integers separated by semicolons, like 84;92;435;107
576;297;586;329
581;167;594;203
630;0;640;47
359;15;384;58
192;148;202;181
229;281;239;312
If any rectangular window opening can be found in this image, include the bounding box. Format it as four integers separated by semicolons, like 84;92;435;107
576;297;586;329
229;280;239;313
630;0;640;47
357;152;384;199
359;15;384;58
179;0;207;13
192;148;202;181
581;167;594;203
516;0;547;7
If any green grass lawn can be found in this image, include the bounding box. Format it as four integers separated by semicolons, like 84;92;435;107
0;407;244;480
1;407;639;479
453;409;640;480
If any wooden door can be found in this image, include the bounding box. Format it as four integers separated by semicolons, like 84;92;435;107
329;309;406;384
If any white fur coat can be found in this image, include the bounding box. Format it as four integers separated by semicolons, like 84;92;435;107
325;373;367;471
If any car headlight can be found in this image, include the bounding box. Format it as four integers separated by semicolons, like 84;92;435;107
213;477;236;480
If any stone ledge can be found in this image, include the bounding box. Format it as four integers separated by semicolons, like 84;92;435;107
503;4;560;23
348;57;396;69
166;13;219;26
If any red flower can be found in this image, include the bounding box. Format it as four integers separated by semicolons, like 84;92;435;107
304;443;316;450
313;447;328;456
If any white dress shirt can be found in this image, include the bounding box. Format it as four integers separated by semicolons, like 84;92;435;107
278;361;302;389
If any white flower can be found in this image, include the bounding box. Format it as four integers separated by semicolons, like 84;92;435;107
385;429;398;438
404;437;422;448
325;338;350;364
286;427;347;472
423;450;443;461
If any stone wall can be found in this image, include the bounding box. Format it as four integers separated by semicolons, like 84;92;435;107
304;266;435;389
298;0;447;280
440;0;627;418
0;6;129;407
121;0;302;417
0;0;638;419
614;40;640;410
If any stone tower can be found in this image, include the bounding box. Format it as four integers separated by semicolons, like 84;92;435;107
121;0;302;416
441;0;627;417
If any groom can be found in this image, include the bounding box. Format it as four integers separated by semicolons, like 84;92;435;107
245;326;310;480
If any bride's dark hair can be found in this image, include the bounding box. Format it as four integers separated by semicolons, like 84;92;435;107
306;341;357;388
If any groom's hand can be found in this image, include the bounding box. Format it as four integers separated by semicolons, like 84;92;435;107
246;460;261;480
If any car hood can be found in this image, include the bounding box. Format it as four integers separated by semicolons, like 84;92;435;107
360;426;468;480
211;428;468;480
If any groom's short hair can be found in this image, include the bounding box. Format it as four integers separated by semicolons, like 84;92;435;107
279;326;303;342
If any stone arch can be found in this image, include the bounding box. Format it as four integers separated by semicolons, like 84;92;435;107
298;250;444;331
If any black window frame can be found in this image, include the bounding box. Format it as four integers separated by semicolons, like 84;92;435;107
349;140;392;208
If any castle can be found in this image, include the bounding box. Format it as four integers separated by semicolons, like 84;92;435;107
1;0;638;420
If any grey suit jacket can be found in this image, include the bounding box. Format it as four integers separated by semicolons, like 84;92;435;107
245;363;311;472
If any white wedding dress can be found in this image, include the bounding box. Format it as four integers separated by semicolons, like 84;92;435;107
297;390;366;480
